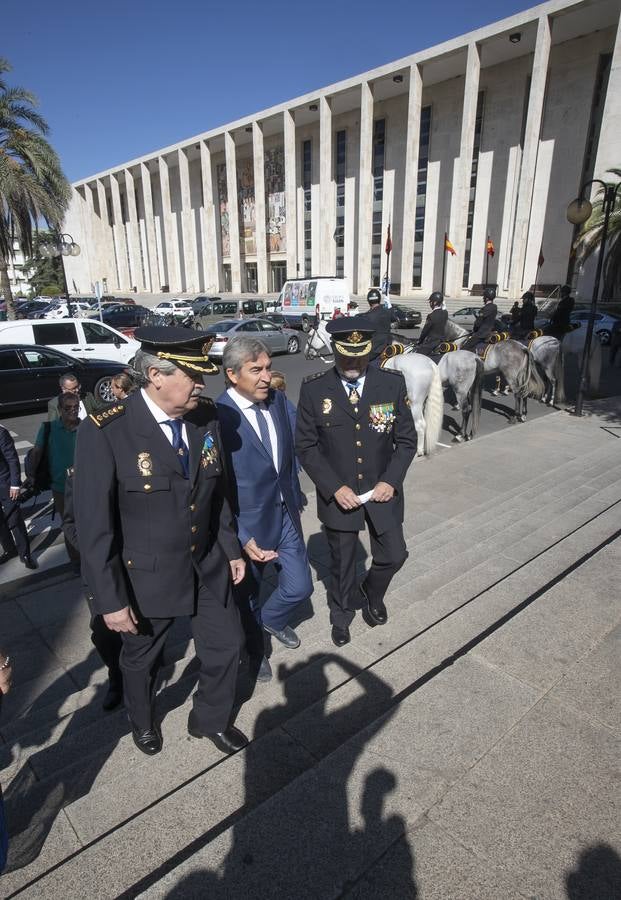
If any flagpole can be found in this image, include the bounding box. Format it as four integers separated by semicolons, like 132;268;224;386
441;232;447;297
384;223;391;303
485;237;490;288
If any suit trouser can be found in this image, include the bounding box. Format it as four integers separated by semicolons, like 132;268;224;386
325;515;408;630
119;580;243;732
0;498;29;558
52;491;80;564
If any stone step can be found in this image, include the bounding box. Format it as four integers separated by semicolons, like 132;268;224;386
9;511;617;897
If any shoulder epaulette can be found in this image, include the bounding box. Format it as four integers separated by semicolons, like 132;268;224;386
196;396;215;407
303;371;328;384
89;405;126;428
380;366;404;376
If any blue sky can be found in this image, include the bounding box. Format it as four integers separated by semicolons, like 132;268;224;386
6;0;534;183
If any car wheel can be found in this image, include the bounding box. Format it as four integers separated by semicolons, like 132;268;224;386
94;376;114;404
301;317;311;333
598;329;611;346
287;336;300;354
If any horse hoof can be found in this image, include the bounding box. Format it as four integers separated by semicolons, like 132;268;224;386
451;404;460;411
490;390;500;397
518;414;526;422
453;434;464;443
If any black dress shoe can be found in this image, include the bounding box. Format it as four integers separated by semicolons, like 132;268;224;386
0;550;18;566
187;715;248;754
102;680;123;711
20;555;38;570
331;625;351;647
131;723;162;755
360;583;388;626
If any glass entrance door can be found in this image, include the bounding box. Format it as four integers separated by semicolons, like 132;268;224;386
271;262;287;293
245;264;258;293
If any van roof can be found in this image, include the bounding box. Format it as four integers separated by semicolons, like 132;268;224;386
283;276;344;282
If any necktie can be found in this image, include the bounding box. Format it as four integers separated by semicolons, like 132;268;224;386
252;403;275;467
346;380;360;405
165;419;189;478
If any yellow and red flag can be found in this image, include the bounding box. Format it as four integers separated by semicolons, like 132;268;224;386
486;236;495;258
444;233;456;256
385;225;392;255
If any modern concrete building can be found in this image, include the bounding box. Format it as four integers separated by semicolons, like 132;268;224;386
64;0;621;299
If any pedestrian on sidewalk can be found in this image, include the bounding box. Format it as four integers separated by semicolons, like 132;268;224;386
73;328;248;757
110;371;138;401
47;372;100;421
217;337;313;683
0;648;13;873
296;316;416;647
62;467;123;711
0;425;37;569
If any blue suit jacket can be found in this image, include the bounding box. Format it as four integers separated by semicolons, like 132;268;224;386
216;388;303;550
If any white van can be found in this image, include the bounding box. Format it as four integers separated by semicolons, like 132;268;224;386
277;277;350;331
0;318;139;365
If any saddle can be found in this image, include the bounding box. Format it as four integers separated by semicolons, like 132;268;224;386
472;331;510;360
380;342;406;361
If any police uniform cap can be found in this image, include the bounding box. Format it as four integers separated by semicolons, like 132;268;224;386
326;314;375;357
134;326;219;376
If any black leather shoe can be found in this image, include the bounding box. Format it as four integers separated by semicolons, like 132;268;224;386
360;583;388;626
0;550;18;566
131;723;162;755
331;625;351;647
20;555;38;570
102;680;123;711
187;715;249;754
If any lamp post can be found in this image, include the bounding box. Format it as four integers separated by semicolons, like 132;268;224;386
566;179;621;416
40;233;81;317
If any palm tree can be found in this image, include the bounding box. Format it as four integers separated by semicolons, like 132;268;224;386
573;168;621;300
0;58;71;319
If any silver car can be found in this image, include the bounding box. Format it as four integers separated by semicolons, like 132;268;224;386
203;318;301;360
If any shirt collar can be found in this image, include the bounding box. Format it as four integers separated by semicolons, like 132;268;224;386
227;387;260;410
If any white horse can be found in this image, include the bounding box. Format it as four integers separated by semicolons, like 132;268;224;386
304;324;444;456
437;350;484;442
529;336;565;406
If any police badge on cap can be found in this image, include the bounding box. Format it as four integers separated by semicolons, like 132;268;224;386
134;326;219;376
326;314;375;357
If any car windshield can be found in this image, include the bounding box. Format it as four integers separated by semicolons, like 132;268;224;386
206;321;237;334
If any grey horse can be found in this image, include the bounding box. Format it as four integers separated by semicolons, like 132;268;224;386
437;350;484;442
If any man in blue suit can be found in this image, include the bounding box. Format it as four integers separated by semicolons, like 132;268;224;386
217;335;313;681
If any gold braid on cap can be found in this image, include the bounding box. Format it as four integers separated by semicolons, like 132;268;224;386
333;338;373;356
156;351;215;372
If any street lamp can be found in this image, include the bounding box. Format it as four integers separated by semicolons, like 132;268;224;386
566;179;621;416
40;233;81;317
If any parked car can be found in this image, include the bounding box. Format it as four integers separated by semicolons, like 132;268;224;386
256;312;304;331
42;300;93;319
190;295;220;305
389;304;422;330
153;299;193;319
568;310;620;345
99;304;152;330
203;318;300;360
449;306;482;329
193;297;267;327
0;344;126;411
0;318;140;365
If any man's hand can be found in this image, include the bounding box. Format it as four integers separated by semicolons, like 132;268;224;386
370;481;395;503
103;606;139;634
334;486;362;510
229;558;246;585
9;487;20;501
243;538;278;563
0;654;12;695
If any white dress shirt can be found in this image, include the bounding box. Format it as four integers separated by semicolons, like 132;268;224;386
141;388;189;447
227;387;279;470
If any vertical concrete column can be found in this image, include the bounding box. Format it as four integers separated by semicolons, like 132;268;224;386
109;173;130;290
592;12;621;179
508;15;551;297
158;155;181;292
252;122;268;293
199;141;219;292
319;96;334;276
82;184;98;285
225;131;242;292
284;109;298;279
140;162;159;292
124;168;144;290
356;81;374;294
178;147;199;292
400;65;423;294
96;179;116;292
446;43;481;296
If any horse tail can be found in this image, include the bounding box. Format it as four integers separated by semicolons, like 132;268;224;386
523;349;545;400
553;341;565;404
469;357;484;438
424;363;444;455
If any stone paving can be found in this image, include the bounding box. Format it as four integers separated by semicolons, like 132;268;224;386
0;400;620;898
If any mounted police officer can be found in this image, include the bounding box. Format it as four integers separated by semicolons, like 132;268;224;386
73;327;248;757
461;287;498;352
510;291;538;339
365;288;392;363
544;284;574;338
416;291;448;356
296;316;417;648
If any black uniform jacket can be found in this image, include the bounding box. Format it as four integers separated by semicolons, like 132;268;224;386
519;304;537;332
73;391;240;618
0;425;21;500
550;296;574;332
365;305;393;359
295;365;417;534
473;302;498;339
418;308;448;346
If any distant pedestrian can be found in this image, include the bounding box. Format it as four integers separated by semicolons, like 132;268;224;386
110;371;138;401
0;425;36;570
47;373;100;421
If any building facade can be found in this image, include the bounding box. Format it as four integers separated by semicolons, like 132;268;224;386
64;0;621;299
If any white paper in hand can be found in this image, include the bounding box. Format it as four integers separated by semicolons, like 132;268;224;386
357;490;374;504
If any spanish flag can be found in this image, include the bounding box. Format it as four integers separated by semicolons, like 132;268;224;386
444;233;456;256
486;236;495;258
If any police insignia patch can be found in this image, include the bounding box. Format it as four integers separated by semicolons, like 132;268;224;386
137;452;153;476
322;399;332;414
